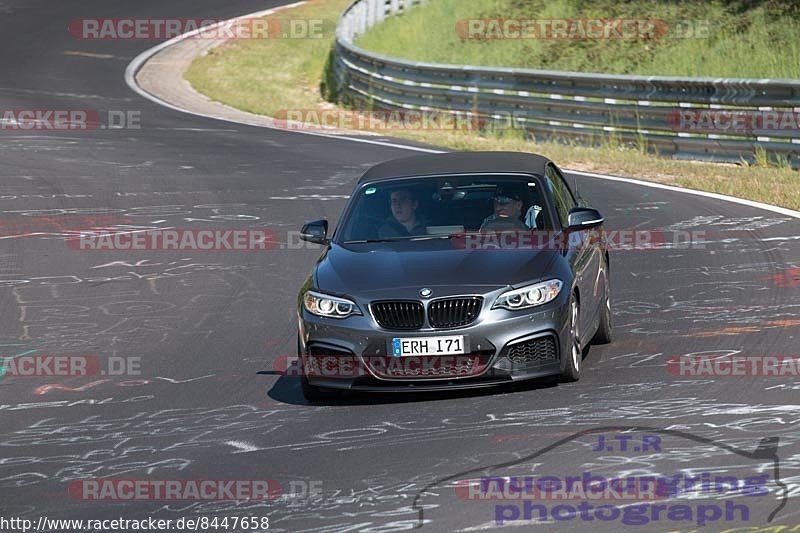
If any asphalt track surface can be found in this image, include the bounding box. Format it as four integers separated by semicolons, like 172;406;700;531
1;1;799;531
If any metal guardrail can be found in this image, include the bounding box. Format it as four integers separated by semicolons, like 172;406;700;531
330;0;800;168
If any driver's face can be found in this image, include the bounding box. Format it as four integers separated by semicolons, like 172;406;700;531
494;198;522;218
390;191;418;224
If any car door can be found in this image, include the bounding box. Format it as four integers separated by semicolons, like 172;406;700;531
545;164;601;343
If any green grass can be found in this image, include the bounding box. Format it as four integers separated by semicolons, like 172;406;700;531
186;0;352;116
356;0;800;78
185;0;800;210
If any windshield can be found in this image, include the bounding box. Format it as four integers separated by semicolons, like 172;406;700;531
336;174;553;243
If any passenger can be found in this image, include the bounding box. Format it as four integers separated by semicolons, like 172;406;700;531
479;188;527;232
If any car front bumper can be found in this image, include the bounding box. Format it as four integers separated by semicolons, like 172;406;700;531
298;293;572;391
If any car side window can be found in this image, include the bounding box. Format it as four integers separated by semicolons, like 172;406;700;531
545;165;574;228
551;165;578;207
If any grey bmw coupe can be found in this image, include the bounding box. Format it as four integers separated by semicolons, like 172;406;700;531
296;152;611;400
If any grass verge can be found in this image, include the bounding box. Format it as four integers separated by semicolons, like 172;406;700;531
185;0;799;210
356;0;800;78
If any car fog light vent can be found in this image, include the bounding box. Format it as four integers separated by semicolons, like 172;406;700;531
506;336;558;365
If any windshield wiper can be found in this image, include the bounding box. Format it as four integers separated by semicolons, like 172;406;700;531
343;233;487;244
407;235;456;241
342;238;403;244
343;235;456;244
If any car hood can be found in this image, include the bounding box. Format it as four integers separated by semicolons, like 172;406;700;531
315;241;558;296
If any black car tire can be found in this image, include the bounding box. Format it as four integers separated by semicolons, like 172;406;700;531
560;293;582;382
592;266;612;345
301;375;337;403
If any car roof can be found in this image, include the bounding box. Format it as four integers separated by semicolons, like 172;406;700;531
357;151;552;184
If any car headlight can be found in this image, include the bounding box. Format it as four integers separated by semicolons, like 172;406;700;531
304;290;361;318
493;279;563;311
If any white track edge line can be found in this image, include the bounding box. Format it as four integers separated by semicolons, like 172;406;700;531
123;3;800;220
569;170;800;219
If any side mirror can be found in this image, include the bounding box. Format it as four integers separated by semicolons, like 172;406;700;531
300;219;329;245
567;207;604;229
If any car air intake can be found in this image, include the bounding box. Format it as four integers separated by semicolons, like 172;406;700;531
428;297;482;328
305;345;356;377
371;301;425;330
505;336;558;365
365;355;481;379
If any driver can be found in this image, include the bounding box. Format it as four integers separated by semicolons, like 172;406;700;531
378;189;428;238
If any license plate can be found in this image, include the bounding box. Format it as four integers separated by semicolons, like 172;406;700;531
391;335;466;357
